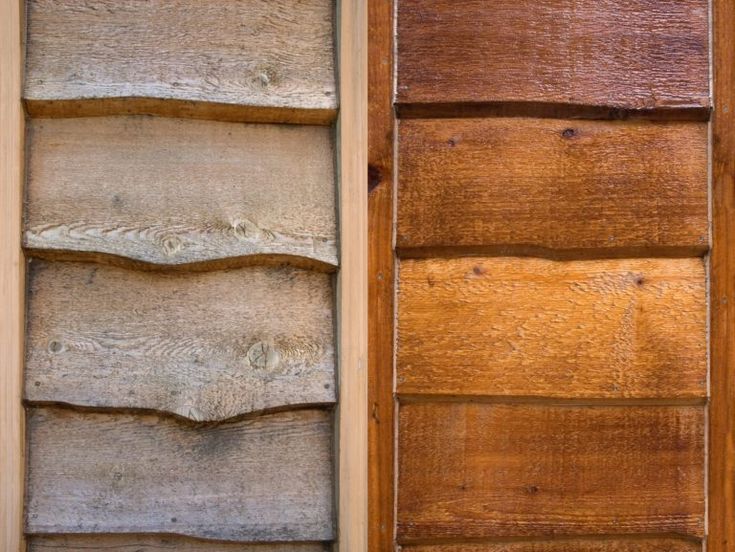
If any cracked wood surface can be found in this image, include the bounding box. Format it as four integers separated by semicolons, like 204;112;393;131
24;117;337;270
24;0;336;123
25;260;335;421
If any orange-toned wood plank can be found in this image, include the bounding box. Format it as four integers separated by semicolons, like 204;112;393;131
397;119;708;257
397;403;705;542
397;257;706;400
396;0;709;118
402;539;701;552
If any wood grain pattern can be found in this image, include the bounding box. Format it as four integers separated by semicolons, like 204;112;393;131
29;536;328;551
24;0;336;124
26;408;334;541
25;117;337;270
396;0;709;118
397;118;708;257
25;261;335;421
402;540;701;552
397;403;705;541
398;257;706;399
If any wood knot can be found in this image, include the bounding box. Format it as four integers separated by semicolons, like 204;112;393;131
48;339;64;354
247;341;281;371
161;235;182;256
561;128;577;139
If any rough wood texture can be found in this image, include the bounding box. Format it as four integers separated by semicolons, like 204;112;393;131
24;0;337;124
397;119;708;258
398;257;706;399
29;536;328;551
25;117;337;270
25;261;335;421
396;0;709;118
26;408;334;541
402;540;700;552
398;403;705;541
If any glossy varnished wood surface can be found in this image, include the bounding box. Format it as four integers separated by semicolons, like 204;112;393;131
397;257;706;399
401;540;700;552
25;261;335;421
24;0;337;123
26;408;334;541
397;402;705;542
397;118;708;258
25;117;337;270
396;0;709;118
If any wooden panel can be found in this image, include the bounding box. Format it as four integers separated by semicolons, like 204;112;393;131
29;536;328;551
396;0;709;118
25;117;337;270
25;261;335;421
402;540;701;552
397;119;708;257
397;403;705;541
24;0;336;124
26;408;334;541
398;257;706;399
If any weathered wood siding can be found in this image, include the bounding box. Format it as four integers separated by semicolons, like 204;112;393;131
23;0;338;546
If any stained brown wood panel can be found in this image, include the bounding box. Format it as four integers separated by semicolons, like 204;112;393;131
25;260;335;421
25;117;337;270
402;540;700;552
29;536;328;551
397;257;706;399
397;118;708;257
396;0;709;118
26;408;334;541
397;403;705;542
24;0;336;124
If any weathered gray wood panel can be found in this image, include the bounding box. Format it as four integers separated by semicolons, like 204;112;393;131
26;260;335;421
24;0;337;123
29;535;329;551
25;117;337;270
26;408;334;541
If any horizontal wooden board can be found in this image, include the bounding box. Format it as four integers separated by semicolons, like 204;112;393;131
25;260;335;421
397;257;706;399
29;536;328;551
397;119;708;257
402;539;701;552
24;0;336;123
397;403;705;541
26;408;334;541
396;0;709;117
25;117;337;269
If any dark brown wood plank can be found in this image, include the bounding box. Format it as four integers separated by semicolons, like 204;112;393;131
402;540;701;552
397;118;708;258
397;257;706;400
397;403;705;542
25;261;335;421
26;408;334;541
396;0;709;118
29;536;328;551
25;117;336;270
24;0;336;124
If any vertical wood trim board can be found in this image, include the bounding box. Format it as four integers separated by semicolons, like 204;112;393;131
709;0;735;549
337;0;368;550
0;0;25;550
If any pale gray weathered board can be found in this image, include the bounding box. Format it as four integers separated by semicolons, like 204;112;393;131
26;260;335;421
29;536;328;551
26;408;334;541
25;117;337;270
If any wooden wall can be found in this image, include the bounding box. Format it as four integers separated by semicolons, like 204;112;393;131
370;0;710;549
22;0;339;549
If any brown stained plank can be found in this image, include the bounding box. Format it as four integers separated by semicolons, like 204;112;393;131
26;408;334;541
24;0;336;124
397;403;705;542
397;119;708;258
25;261;335;421
401;540;701;552
25;117;337;270
397;257;706;400
368;0;396;550
29;536;329;551
396;0;709;118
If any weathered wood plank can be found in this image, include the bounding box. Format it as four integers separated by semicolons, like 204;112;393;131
396;0;709;118
25;117;337;270
24;0;336;124
29;535;328;551
398;257;706;399
397;119;708;257
402;540;700;552
26;408;334;541
398;403;705;541
25;261;335;421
